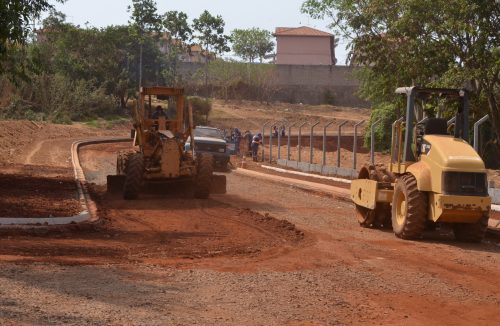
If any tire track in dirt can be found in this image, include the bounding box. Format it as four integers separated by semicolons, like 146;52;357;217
24;140;48;165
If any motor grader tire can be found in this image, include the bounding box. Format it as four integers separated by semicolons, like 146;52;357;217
123;153;144;200
194;154;214;199
355;164;393;228
391;174;427;239
453;213;489;243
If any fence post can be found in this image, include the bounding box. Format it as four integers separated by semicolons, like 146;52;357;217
309;121;320;164
277;123;282;160
322;121;335;166
337;121;348;168
298;122;308;162
287;122;297;161
370;119;382;164
473;114;490;152
352;120;365;170
261;121;271;162
269;122;275;163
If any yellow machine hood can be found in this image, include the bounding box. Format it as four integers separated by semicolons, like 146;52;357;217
423;135;485;171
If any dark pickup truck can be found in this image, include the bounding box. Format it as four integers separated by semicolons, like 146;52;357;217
185;126;230;169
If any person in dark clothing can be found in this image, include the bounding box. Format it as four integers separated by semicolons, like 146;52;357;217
152;105;167;119
251;133;262;162
244;130;253;155
273;125;278;137
233;128;242;155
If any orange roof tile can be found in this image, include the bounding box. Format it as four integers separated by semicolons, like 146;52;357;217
274;26;333;37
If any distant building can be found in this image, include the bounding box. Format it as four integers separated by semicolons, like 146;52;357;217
157;33;214;63
274;26;336;65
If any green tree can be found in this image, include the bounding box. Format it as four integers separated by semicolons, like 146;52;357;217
162;10;192;86
231;28;274;63
128;0;161;87
302;0;500;152
0;0;64;79
163;11;192;43
192;10;230;57
192;10;230;89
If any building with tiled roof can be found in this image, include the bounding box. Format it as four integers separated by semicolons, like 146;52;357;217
274;26;336;65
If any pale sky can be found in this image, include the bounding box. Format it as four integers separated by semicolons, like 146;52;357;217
47;0;349;64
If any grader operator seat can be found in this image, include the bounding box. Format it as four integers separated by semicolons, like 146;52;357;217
423;118;448;135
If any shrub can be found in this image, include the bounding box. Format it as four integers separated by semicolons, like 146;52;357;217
188;96;212;125
364;102;398;152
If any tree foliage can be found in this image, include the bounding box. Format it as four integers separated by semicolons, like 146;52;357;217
302;0;500;153
163;10;192;43
231;28;274;63
0;2;245;124
0;0;64;79
162;10;192;86
127;0;161;38
192;10;230;57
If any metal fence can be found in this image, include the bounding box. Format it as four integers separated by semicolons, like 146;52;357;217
258;114;492;179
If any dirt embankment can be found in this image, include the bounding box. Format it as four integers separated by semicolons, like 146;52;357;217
0;120;127;165
210;99;370;133
0;164;81;218
0;120;129;218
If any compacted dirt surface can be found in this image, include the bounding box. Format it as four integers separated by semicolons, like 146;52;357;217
0;164;81;218
0;121;499;325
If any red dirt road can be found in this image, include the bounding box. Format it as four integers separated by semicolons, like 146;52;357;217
0;131;498;325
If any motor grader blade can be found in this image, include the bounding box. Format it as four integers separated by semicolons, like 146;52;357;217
211;174;227;194
107;175;125;193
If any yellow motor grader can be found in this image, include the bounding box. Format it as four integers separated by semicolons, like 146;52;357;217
107;86;226;199
351;87;491;242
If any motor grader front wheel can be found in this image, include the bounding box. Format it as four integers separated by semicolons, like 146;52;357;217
194;154;214;199
355;164;394;228
123;152;144;200
391;174;427;239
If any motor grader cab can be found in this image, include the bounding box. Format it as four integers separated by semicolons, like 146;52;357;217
351;87;491;242
107;86;226;199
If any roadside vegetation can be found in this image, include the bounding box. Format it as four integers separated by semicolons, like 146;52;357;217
302;0;499;161
0;0;276;124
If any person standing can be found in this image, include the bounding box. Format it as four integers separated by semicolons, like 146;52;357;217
244;130;253;156
234;128;242;155
251;133;262;162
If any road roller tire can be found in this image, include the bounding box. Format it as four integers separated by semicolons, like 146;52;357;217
355;164;394;228
391;174;427;239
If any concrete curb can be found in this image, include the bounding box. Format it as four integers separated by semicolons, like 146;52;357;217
0;136;130;228
234;168;350;197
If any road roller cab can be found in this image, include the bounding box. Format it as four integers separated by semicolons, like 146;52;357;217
351;87;491;242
